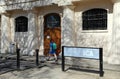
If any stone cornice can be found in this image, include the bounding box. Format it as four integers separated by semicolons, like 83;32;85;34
0;0;73;12
1;0;117;13
111;0;120;3
71;0;120;3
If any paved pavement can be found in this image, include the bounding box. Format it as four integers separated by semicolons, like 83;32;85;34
0;61;120;79
0;54;120;79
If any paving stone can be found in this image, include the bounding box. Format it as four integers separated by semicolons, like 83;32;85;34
0;55;120;79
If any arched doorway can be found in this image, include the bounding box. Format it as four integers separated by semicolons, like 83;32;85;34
44;13;61;56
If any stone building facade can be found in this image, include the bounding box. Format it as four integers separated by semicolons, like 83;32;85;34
0;0;120;67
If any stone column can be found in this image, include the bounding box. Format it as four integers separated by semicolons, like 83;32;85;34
62;6;76;46
22;10;36;55
38;15;44;55
33;10;44;55
1;14;11;53
108;2;120;64
33;10;39;49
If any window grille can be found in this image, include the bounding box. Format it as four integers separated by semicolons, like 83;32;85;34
15;16;28;32
82;8;107;30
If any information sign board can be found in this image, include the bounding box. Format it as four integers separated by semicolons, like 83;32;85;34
62;46;104;77
64;47;100;59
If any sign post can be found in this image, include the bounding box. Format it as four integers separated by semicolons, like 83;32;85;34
62;46;65;71
35;49;39;66
99;48;103;77
62;46;104;77
17;48;20;69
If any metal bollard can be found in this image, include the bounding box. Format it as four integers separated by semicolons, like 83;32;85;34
99;48;104;77
62;46;65;71
17;48;20;69
35;49;39;66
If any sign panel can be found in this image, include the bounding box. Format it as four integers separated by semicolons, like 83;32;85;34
64;47;100;59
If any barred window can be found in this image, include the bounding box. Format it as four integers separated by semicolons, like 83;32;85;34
15;16;28;32
82;8;107;30
44;13;60;28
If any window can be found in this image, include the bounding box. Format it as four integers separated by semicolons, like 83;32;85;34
44;13;60;28
15;16;28;32
82;8;107;30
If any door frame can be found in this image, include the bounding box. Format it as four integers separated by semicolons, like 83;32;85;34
43;13;61;56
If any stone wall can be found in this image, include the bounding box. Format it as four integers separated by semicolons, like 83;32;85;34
0;5;62;55
1;14;11;53
61;0;113;63
0;15;1;49
108;2;120;64
0;0;120;66
10;11;38;55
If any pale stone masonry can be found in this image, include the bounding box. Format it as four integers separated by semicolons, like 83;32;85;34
0;0;120;66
